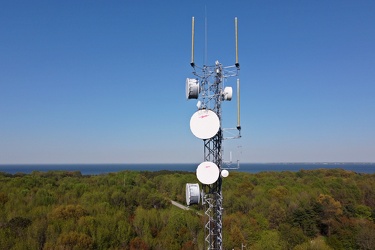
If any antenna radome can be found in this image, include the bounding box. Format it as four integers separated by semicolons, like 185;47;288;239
191;17;195;67
235;17;240;68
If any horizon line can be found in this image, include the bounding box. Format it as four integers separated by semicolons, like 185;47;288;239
1;162;374;165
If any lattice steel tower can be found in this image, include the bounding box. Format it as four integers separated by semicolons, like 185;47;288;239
185;17;241;250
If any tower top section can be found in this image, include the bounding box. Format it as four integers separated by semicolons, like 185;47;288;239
190;16;240;69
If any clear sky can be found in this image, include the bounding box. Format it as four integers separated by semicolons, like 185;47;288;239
1;1;374;164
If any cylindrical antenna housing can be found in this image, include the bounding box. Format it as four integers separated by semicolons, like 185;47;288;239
235;17;239;68
237;78;241;130
191;17;195;67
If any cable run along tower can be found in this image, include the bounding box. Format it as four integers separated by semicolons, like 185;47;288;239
185;17;241;250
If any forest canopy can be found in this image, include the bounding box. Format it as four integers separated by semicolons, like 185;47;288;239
0;168;374;249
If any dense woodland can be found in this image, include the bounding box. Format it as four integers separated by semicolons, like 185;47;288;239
0;168;375;250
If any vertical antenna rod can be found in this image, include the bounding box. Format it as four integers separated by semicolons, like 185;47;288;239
237;78;241;130
235;17;240;67
204;7;208;65
191;17;195;67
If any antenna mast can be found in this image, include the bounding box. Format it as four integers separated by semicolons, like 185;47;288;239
185;17;241;250
191;17;195;67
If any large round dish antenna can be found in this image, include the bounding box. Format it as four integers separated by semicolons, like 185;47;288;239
190;109;220;140
186;183;200;206
196;161;220;185
186;78;199;99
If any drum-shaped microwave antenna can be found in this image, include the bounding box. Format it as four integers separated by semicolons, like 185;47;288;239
186;183;200;206
186;78;199;99
190;109;220;140
196;161;220;185
223;86;233;101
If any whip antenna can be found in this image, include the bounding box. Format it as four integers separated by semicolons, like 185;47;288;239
235;17;240;67
191;17;195;67
237;78;241;130
204;6;208;65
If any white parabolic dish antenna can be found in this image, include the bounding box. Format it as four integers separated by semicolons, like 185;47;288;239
190;109;220;140
223;86;233;101
196;161;220;185
221;169;229;177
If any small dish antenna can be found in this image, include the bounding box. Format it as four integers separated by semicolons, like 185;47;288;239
186;78;199;99
221;169;229;178
190;109;220;140
186;183;200;206
223;86;233;101
196;161;220;185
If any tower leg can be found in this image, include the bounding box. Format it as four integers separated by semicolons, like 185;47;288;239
202;179;223;250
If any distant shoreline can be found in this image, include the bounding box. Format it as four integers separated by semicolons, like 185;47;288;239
0;163;374;175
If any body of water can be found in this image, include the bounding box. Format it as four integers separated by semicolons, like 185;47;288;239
0;163;374;175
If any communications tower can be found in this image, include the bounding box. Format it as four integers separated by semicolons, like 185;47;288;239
185;17;241;250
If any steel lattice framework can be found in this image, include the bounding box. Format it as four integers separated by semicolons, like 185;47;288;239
186;16;241;250
190;62;239;250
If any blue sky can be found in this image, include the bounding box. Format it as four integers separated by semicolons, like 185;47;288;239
1;0;374;164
